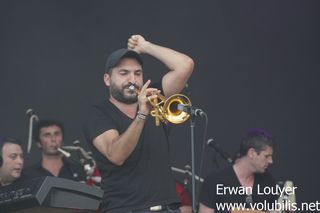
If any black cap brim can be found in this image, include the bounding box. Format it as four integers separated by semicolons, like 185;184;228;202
105;48;143;73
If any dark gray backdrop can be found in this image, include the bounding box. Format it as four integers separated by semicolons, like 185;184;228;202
1;0;319;203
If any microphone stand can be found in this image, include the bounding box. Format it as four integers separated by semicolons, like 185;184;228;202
177;91;206;212
26;109;39;153
187;107;207;213
189;114;197;213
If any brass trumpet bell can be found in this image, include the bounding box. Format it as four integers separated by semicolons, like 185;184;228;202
163;94;191;124
129;83;192;126
146;93;192;126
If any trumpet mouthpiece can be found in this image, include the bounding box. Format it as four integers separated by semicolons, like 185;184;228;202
128;84;136;91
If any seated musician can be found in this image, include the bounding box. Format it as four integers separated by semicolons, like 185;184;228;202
199;128;278;213
23;120;86;182
0;136;24;186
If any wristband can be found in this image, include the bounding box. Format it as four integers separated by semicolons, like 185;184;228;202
136;111;148;120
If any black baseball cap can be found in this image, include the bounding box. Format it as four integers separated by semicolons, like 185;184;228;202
105;48;143;73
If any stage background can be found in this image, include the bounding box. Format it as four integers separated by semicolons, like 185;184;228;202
1;0;319;203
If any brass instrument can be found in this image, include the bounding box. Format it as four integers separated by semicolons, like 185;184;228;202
129;83;192;126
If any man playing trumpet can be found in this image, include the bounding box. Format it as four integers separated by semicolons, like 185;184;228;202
84;34;194;213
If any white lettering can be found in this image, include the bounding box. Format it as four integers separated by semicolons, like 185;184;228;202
216;184;224;195
216;184;252;195
257;184;297;197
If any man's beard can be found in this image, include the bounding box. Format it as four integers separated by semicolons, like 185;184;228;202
110;82;138;104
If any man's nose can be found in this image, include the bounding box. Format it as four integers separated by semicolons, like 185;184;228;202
128;72;136;83
50;134;58;142
16;156;24;165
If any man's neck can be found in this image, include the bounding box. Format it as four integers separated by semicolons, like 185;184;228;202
41;154;63;177
233;158;255;188
0;174;14;186
0;177;13;186
109;97;138;118
0;180;9;186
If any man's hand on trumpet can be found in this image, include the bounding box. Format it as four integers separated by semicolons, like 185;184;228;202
133;80;161;117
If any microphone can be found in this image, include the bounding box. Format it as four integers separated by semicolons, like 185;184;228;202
207;138;233;163
63;141;97;177
63;142;92;161
177;104;206;117
63;141;95;168
171;166;204;182
57;147;71;158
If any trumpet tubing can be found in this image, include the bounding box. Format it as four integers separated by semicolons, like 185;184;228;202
129;83;192;125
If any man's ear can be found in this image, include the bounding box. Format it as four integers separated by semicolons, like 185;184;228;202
104;73;111;86
247;148;257;158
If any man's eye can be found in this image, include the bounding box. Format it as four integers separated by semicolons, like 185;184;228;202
9;154;17;160
54;132;62;136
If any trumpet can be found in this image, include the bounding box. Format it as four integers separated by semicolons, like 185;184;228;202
128;83;192;126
